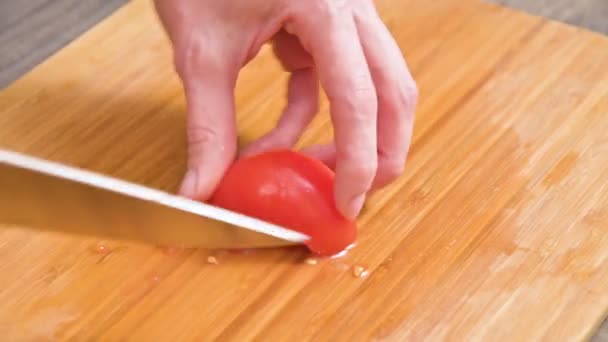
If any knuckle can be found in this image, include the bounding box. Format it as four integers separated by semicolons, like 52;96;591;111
382;78;418;118
306;0;345;19
343;156;378;185
174;40;201;76
299;0;353;28
187;124;219;147
372;155;406;188
331;73;378;115
173;39;220;78
380;157;405;181
401;79;419;110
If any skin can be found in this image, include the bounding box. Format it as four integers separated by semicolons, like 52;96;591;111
153;0;418;220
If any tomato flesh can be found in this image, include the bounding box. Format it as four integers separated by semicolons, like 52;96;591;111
209;149;357;256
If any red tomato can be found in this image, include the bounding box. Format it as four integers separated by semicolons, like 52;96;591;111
209;149;357;256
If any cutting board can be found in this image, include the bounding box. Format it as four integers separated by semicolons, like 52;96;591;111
1;0;608;340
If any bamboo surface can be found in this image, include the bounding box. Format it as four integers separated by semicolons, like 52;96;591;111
1;0;608;340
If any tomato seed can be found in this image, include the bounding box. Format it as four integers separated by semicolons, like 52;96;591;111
352;265;369;278
94;242;109;254
206;256;218;265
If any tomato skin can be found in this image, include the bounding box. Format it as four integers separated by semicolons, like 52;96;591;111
209;149;357;256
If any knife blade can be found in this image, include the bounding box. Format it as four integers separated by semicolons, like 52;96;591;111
0;149;309;248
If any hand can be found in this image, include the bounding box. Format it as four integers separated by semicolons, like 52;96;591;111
154;0;418;220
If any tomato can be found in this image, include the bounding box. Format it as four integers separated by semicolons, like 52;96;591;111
209;149;357;256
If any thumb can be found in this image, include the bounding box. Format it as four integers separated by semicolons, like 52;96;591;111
178;71;238;202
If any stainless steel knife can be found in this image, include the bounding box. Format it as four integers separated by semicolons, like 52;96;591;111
0;149;309;248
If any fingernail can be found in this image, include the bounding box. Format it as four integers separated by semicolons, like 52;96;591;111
347;193;366;220
179;168;198;198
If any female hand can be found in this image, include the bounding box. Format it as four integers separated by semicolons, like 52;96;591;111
154;0;418;220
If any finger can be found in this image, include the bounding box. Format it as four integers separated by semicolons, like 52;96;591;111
273;29;313;71
178;70;238;201
302;143;336;169
303;141;408;194
240;68;318;157
240;31;318;157
292;8;378;220
354;2;419;189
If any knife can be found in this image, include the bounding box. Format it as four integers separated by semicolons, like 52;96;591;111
0;149;309;248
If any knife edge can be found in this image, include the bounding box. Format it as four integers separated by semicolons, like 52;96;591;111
0;149;310;244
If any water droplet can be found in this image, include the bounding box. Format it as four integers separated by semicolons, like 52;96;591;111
94;241;110;255
304;257;318;265
206;256;218;265
352;265;369;278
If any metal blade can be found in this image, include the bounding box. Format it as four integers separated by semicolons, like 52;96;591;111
0;149;309;248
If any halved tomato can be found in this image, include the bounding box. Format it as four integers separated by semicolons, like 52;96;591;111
209;149;357;256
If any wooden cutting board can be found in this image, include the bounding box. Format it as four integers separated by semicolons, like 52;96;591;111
1;0;607;340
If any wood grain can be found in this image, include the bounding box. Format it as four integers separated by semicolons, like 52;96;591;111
1;0;608;340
